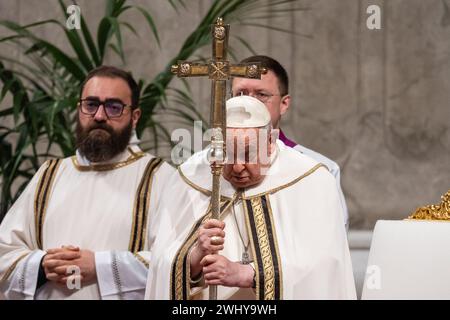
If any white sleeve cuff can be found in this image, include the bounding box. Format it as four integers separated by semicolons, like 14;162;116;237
95;251;148;300
4;250;46;300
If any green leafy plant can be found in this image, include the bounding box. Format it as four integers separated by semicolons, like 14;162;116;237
0;0;307;222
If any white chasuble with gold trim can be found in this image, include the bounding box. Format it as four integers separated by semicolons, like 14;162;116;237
0;145;174;299
145;140;356;300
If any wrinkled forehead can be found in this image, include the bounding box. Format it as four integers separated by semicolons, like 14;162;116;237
226;127;269;147
227;127;258;139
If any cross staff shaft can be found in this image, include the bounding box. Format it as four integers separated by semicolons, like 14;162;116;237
171;17;266;300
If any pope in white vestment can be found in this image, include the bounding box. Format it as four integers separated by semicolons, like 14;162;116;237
145;96;356;300
0;66;175;299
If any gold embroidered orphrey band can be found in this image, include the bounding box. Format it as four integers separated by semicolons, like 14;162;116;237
129;157;163;254
71;148;146;172
34;159;62;249
243;195;282;300
33;156;162;255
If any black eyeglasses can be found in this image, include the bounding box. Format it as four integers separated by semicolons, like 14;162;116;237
231;90;282;103
78;99;132;118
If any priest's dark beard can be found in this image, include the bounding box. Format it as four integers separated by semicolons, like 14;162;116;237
76;119;132;163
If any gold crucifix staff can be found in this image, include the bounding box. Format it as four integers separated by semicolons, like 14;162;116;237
171;17;267;300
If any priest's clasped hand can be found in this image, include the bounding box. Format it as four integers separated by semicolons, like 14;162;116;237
42;246;97;286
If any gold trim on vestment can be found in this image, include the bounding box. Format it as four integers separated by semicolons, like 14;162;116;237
72;148;145;172
129;157;162;253
0;252;29;283
253;197;274;299
242;196;260;298
177;166;212;197
133;253;150;269
170;197;235;300
265;195;283;299
242;163;326;200
140;159;163;254
178;163;325;200
252;197;273;299
34;159;62;249
34;161;52;249
171;213;206;300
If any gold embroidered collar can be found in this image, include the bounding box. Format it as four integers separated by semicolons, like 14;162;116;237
72;147;146;172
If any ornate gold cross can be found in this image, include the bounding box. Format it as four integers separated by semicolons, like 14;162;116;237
171;17;267;300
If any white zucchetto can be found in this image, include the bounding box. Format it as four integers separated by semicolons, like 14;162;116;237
226;96;271;128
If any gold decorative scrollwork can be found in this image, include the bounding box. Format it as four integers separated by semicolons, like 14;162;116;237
407;190;450;221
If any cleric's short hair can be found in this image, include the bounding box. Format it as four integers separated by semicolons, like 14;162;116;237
240;55;289;96
80;65;140;109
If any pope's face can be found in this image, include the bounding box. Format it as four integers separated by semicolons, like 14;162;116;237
232;70;290;129
223;127;274;189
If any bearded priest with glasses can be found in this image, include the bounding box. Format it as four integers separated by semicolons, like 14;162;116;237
0;66;175;299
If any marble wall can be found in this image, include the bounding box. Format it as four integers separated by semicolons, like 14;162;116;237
1;0;449;229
